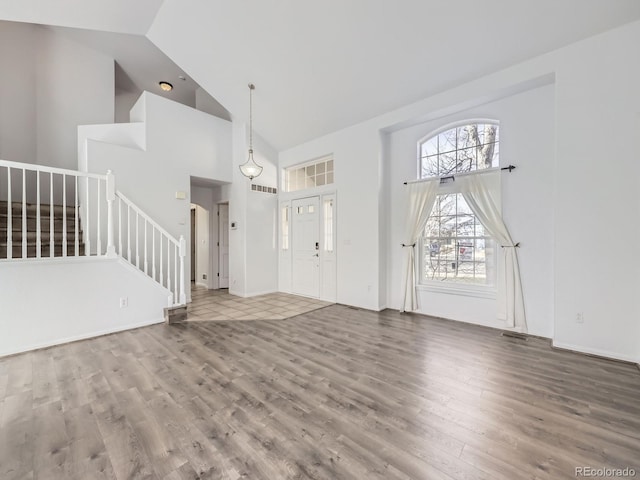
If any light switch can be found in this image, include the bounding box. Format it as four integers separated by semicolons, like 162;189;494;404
175;191;187;200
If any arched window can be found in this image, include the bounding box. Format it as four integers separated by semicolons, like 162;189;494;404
418;122;499;288
419;122;499;178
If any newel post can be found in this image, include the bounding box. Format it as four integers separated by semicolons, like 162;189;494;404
179;235;187;305
105;170;116;257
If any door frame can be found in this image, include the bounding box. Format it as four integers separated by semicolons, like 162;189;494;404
279;191;337;302
217;202;230;289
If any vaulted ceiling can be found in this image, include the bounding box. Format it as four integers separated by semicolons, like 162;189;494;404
2;0;640;150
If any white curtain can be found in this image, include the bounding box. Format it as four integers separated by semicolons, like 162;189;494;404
401;180;439;312
457;171;527;331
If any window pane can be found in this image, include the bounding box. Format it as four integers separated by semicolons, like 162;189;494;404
490;142;499;168
439;152;457;175
438;129;456;154
425;216;440;237
422;156;438;177
421;137;438;157
440;215;455;237
457;147;476;173
324;199;334;252
456;215;475;236
326;171;334;184
281;207;289;250
438;194;456;216
306;174;316;188
283;157;334;192
418;123;499;179
457;194;472;215
422;192;495;285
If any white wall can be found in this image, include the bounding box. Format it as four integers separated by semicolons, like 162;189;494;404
552;24;640;362
279;20;640;361
36;27;114;169
245;133;279;296
115;90;142;123
0;21;37;164
0;22;115;169
0;257;169;357
386;85;555;337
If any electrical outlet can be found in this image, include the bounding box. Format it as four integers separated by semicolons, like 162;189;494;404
120;297;128;308
203;273;207;280
576;312;584;324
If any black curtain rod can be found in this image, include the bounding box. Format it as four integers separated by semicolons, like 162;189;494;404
403;165;516;185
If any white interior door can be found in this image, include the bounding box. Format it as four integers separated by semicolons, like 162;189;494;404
292;196;320;297
218;204;229;288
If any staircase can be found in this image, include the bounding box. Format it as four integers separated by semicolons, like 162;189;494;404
0;201;85;258
0;159;186;306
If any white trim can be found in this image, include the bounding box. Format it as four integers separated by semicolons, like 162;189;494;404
552;341;638;364
0;158;106;179
279;153;333;171
230;289;278;298
416;117;500;147
409;310;527;334
416;282;496;299
279;180;336;200
0;317;164;358
0;255;110;265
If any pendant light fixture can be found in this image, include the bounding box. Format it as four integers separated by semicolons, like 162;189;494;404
239;83;263;180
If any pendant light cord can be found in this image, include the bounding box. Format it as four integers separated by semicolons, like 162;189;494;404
248;83;255;151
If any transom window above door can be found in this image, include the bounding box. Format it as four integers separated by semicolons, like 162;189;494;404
283;156;334;192
419;123;499;178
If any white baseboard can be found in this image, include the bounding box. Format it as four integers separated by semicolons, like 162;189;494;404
0;317;164;358
552;340;638;364
229;289;278;298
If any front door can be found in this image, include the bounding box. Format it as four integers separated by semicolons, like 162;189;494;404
291;196;320;297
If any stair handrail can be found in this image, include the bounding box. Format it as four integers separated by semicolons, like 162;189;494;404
115;191;179;246
0;159;106;180
1;160;186;307
114;189;186;306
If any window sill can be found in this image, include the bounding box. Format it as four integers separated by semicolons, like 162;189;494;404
417;282;496;299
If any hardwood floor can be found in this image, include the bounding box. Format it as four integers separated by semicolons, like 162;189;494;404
1;305;639;479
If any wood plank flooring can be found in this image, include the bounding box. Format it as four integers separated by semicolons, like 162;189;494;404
1;305;639;479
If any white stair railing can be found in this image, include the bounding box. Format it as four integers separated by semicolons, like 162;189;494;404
0;159;106;260
113;191;186;306
0;159;186;306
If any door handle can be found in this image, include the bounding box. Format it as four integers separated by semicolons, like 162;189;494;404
313;253;319;257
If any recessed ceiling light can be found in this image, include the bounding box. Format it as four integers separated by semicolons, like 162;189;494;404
159;81;173;92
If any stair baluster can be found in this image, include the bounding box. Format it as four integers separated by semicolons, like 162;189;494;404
22;169;26;259
1;160;186;306
6;167;12;259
